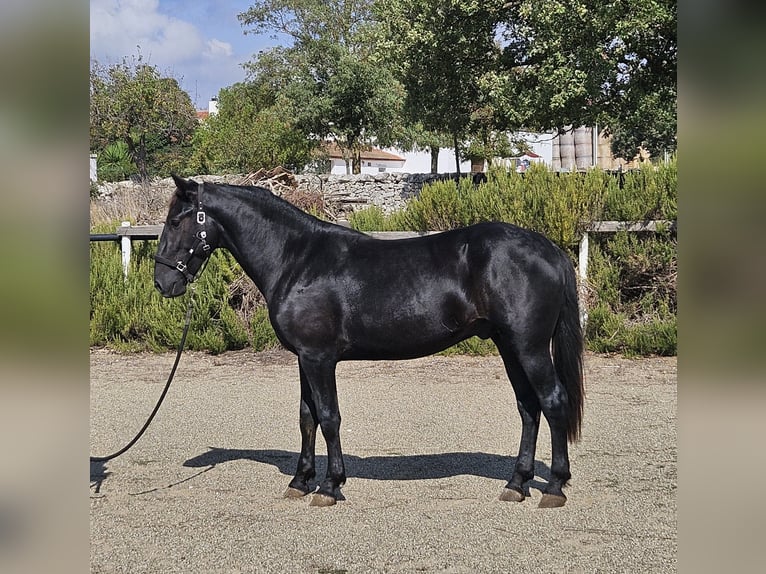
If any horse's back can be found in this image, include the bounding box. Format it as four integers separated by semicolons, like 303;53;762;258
343;221;561;264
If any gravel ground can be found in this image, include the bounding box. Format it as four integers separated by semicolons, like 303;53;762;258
90;349;676;573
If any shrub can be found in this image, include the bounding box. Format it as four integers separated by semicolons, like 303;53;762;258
351;163;615;251
89;229;279;353
96;141;135;182
602;161;677;220
584;229;676;356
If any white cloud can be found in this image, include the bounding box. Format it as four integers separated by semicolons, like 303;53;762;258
91;0;217;67
90;0;245;106
206;38;234;59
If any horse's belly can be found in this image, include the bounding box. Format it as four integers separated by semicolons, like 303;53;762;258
341;315;491;361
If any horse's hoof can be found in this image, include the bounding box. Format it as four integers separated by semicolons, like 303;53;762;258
309;493;337;507
538;494;567;508
283;487;308;499
499;488;525;502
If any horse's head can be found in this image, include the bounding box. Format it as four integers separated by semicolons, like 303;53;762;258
154;175;218;298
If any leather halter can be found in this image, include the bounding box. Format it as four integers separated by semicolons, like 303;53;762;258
154;182;211;283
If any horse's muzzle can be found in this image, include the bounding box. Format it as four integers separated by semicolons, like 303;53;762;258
154;275;187;298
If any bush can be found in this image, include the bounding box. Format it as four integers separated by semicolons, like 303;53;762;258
584;229;676;356
351;163;613;251
96;141;136;182
89;228;280;352
602;161;677;220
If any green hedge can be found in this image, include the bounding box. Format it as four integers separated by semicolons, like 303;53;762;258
351;161;677;247
90;159;676;356
89;228;276;353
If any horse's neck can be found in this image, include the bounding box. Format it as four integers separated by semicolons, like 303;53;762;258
209;187;315;301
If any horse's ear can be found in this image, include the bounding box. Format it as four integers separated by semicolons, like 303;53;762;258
171;173;194;200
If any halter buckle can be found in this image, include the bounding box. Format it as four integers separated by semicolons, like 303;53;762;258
176;261;187;273
196;211;206;225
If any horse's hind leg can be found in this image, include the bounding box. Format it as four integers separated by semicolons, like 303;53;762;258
516;346;573;508
285;364;319;498
494;336;541;503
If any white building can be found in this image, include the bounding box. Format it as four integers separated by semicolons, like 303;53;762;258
350;131;555;175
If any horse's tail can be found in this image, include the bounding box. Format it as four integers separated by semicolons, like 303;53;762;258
553;256;585;443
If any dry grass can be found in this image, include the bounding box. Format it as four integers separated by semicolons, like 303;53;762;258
227;274;267;326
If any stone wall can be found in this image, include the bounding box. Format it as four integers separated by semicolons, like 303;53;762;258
92;172;481;221
295;172;479;215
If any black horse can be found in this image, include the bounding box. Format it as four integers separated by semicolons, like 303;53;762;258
154;175;584;508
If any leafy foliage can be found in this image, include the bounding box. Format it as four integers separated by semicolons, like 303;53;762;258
386;123;454;173
239;1;404;173
350;159;676;240
96;141;135;182
603;160;677;220
189;82;315;174
90;234;272;353
375;0;507;171
500;0;677;158
373;0;676;160
586;230;677;356
351;163;621;249
89;3;676;181
90;55;198;182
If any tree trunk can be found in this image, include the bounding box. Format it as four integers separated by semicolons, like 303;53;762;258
453;134;461;177
125;135;149;183
429;146;439;173
352;150;361;174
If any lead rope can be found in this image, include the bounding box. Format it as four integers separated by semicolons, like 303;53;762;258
90;285;197;463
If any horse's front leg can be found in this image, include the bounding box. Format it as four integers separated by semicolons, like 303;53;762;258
297;353;346;507
284;365;318;498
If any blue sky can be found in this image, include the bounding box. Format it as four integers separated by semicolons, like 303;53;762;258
90;0;285;109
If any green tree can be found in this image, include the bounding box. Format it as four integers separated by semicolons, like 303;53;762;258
239;1;404;174
497;0;676;158
375;0;507;175
191;82;315;174
375;0;676;162
291;50;404;173
239;0;374;47
90;55;198;182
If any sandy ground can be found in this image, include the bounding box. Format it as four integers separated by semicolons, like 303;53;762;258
90;349;676;573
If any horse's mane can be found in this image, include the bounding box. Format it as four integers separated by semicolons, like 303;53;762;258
216;182;335;233
222;183;310;215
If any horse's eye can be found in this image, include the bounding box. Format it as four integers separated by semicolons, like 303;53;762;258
170;218;181;228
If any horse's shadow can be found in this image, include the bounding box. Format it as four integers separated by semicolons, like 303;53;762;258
90;460;110;493
183;447;552;492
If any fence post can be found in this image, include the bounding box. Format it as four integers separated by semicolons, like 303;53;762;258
578;231;589;328
120;221;131;278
